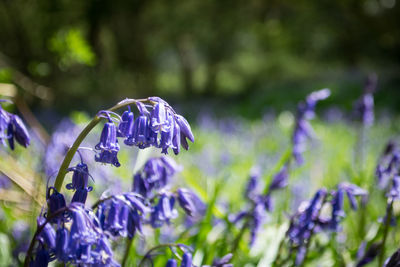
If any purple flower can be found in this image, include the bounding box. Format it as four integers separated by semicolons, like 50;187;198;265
7;114;30;150
177;188;206;218
287;188;327;245
339;182;368;210
133;157;181;198
117;107;134;138
95;120;120;167
292;89;330;165
36;216;56;251
212;253;233;267
356;243;381;267
30;246;50;267
385;248;400;267
95;150;121;167
175;114;195;150
268;163;289;192
166;259;178;267
329;188;345;231
353;74;377;127
150;193;178;228
181;252;192;267
46;187;66;219
66;163;91;190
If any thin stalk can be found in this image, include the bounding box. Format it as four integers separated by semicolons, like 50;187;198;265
53;98;147;192
122;238;134;267
378;199;393;267
138;243;186;267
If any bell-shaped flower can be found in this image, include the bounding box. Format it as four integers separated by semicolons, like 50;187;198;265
177;188;206;218
117;108;134;137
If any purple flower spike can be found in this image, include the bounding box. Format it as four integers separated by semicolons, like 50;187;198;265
166;259;178;267
128;115;151;149
177;188;206;218
118;108;135;138
181;252;192;267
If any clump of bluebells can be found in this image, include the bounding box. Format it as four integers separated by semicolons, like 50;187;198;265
25;97;206;266
284;183;367;266
230;89;330;246
0;100;30;150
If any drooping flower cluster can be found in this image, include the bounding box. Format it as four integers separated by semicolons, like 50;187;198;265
95;97;194;167
292;89;330;165
95;193;149;239
29;200;120;267
0;101;30;150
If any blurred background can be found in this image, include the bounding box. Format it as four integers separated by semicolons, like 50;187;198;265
0;0;399;120
1;1;400;266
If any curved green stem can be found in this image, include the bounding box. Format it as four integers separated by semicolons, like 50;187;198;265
53;98;146;192
378;199;393;267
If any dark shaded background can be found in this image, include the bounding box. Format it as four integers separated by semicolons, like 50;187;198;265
0;0;399;120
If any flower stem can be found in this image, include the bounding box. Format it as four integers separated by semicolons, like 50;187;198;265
378;199;393;267
53;98;146;192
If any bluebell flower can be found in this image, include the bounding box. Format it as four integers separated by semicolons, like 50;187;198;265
353;74;377;127
121;98;193;154
30;246;50;267
95;120;120;167
166;259;178;267
117;107;134;137
339;182;368;210
95;150;121;167
177;188;206;218
7;114;30;150
385;248;400;267
71;187;92;204
329;188;345;231
66;163;91;191
55;228;69;261
292;89;330;165
175;114;195;150
46;187;66;218
356;243;381;267
133;157;181;198
181;252;192;267
212;253;233;267
0;106;9;146
244;167;261;200
268;163;289;192
287;188;327;246
151;193;178;228
36;216;56;251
